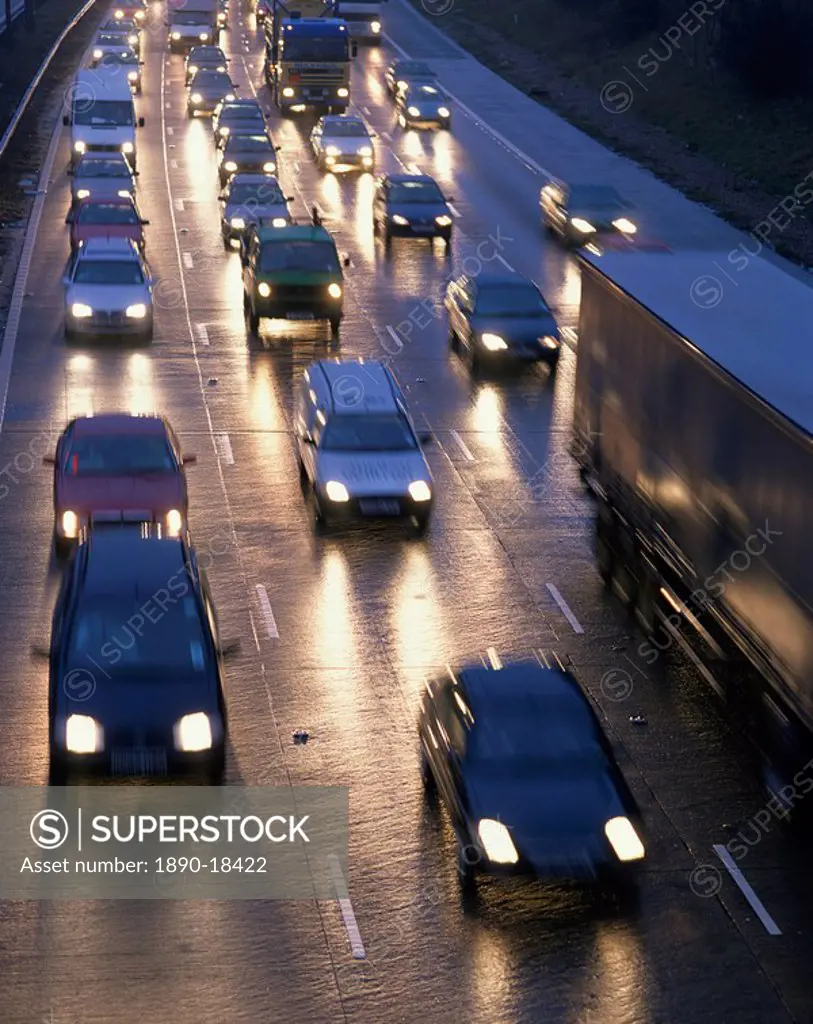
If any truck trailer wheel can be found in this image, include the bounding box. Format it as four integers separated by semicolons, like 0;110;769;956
595;512;615;588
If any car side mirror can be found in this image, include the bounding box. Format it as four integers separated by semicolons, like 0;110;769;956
218;638;240;657
182;454;197;465
141;218;150;225
61;274;71;286
63;115;70;126
138;116;145;127
240;251;249;266
419;433;433;445
446;196;455;202
302;432;314;445
351;41;358;56
66;167;74;176
42;455;56;465
30;644;50;660
285;195;294;202
342;255;350;267
233;84;240;89
134;169;140;176
140;60;145;66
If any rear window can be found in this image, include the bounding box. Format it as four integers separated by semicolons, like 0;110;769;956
76;202;139;225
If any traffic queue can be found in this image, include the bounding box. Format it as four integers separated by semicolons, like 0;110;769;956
41;0;649;896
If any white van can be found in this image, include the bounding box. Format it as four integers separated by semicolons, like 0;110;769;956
295;359;434;535
64;69;144;170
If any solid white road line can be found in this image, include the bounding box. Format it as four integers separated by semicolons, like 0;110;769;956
255;585;279;639
216;432;234;465
328;855;367;960
495;252;514;272
713;844;782;936
449;430;475;461
546;583;584;634
486;647;503;669
182;252;194;269
194;322;209;345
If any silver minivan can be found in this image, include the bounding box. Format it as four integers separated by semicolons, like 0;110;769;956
65;69;144;169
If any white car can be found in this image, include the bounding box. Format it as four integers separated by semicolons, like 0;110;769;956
63;238;154;342
295;359;434;536
310;115;375;172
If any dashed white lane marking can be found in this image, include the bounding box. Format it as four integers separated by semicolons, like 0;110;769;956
362;105;371;115
546;583;584;634
167;126;174;135
381;130;392;141
174;198;185;212
194;322;209;345
170;158;178;169
328;855;366;960
406;162;421;175
255;585;279;639
495;252;514;272
449;430;474;461
384;325;402;351
216;432;234;465
713;845;782;936
561;326;578;352
486;647;502;669
448;202;461;218
182;251;194;269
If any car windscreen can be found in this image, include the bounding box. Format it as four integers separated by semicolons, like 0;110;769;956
225;135;272;153
475;285;550;317
74;100;135;127
96;53;137;66
323;121;367;137
467;701;604;767
259;241;338;273
64;433;174;473
282;37;349;61
173;12;211;23
76;159;131;177
228;182;284;204
73;259;144;284
97;33;129;43
320;415;417;452
395;62;434;77
69;596;209;673
76;202;139;225
220;106;262;121
190;47;223;60
568;185;625;209
389;181;444;204
193;71;231;88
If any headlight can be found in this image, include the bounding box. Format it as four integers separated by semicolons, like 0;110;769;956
114;8;123;16
570;217;595;234
188;64;198;74
325;480;349;503
171;30;180;39
407;106;420;116
70;303;93;319
128;71;138;81
128;34;137;44
218;12;225;21
539;335;559;349
477;819;518;865
392;214;408;225
174;712;212;752
262;161;276;172
199;31;209;39
73;140;86;152
282;87;295;98
271;217;287;228
61;510;80;537
223;160;237;171
165;508;183;536
217;65;225;71
481;332;507;351
325;145;340;156
218;125;229;136
117;189;132;198
362;157;373;167
225;93;235;102
371;19;380;31
257;282;271;297
408;480;431;502
121;141;134;154
612;217;637;234
437;106;450;117
605;816;645;861
337;87;349;98
76;189;90;199
66;714;103;754
191;92;202;103
230;216;245;228
435;214;452;226
327;283;342;299
125;303;147;318
135;9;144;19
93;47;103;59
396;79;407;89
359;145;372;156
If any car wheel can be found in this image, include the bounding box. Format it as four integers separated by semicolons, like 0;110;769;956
64;325;75;341
309;490;326;533
329;318;341;341
419;744;436;794
408;513;430;539
469;345;482;376
205;749;226;785
48;753;69;786
448;323;459;351
248;306;260;334
298;455;309;490
384;226;392;246
142;324;154;343
222;231;231;249
455;832;477;890
54;531;71;559
546;350;560;374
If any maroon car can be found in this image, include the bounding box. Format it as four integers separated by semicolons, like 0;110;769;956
44;413;196;553
70;197;149;253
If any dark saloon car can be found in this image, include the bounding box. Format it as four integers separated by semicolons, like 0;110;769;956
540;180;638;248
384;58;437;96
445;272;561;373
45;413;195;554
372;173;453;244
213;98;266;142
219;173;292;244
188;69;237;116
47;525;232;783
418;658;646;890
217;131;277;186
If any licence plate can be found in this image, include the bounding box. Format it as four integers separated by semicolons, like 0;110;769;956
110;748;168;776
286;311;314;320
359;499;400;515
412;226;434;235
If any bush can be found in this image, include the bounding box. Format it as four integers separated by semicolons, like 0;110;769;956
719;0;813;98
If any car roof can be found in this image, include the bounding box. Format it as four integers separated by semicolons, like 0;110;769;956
472;273;537;290
383;173;437;185
457;663;590;717
255;224;333;244
224;132;272;144
227;172;280;185
77;153;131;168
80;528;192;598
219;99;261;109
75;195;136;207
321;115;365;126
308;359;401;415
69;413;168;437
76;237;141;258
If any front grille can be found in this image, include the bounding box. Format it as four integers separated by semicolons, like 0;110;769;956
91;310;126;325
273;285;320;300
87;144;120;153
107;726;170;747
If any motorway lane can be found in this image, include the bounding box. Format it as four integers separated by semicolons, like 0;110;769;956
0;3;813;1022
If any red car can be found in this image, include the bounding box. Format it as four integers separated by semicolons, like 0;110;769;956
70;197;149;253
44;413;196;554
111;0;148;23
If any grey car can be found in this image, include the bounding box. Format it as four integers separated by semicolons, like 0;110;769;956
188;69;237;116
219;173;292;245
217;131;278;186
310;115;375;172
213;99;265;142
63;237;154;341
67;153;137;219
396;82;452;129
384;59;436;96
185;45;228;85
540;180;638;247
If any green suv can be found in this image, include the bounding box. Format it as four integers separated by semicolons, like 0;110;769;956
241;224;346;338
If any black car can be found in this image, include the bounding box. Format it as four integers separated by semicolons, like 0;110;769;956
372;173;453;244
540;180;638;247
185;44;228;85
188;69;237;117
46;524;233;784
396;81;452;129
418;658;646;890
217;131;278;186
384;59;436;96
213;99;266;143
445;272;561;373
